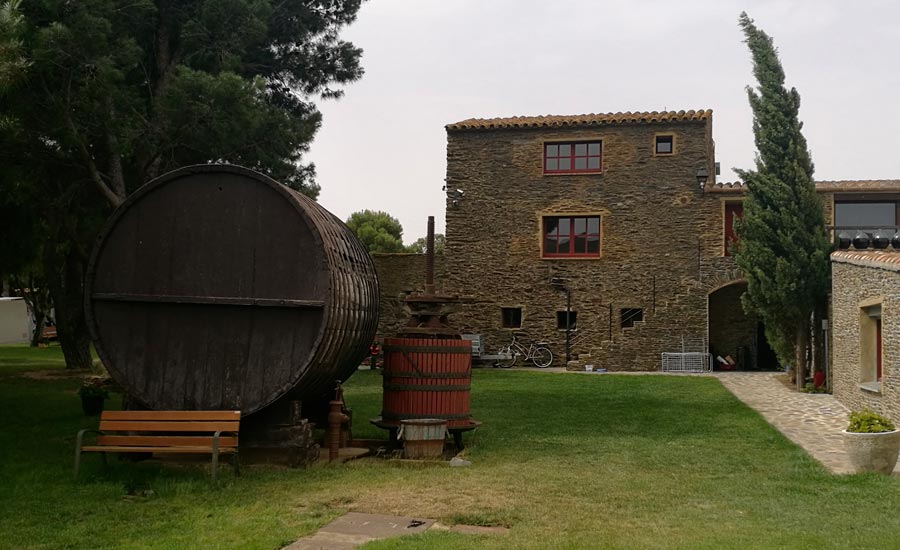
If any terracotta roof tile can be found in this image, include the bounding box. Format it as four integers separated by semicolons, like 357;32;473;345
707;180;900;194
446;110;712;131
707;181;747;193
831;250;900;272
813;180;900;192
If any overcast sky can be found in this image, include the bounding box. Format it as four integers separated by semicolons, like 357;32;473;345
308;0;900;244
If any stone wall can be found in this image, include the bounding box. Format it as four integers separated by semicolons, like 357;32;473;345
371;253;447;340
831;253;900;424
443;118;744;369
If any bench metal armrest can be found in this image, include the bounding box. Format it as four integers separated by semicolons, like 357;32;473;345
211;430;240;482
74;429;105;478
76;429;105;450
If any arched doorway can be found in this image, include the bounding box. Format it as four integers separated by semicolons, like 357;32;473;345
707;281;777;371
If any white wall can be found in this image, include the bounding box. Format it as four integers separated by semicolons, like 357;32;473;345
0;298;31;344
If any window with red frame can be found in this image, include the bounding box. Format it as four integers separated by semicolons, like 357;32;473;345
543;216;601;257
724;202;743;256
544;141;601;174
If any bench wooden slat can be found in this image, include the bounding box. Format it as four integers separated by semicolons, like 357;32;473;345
81;445;238;454
101;411;240;421
98;420;239;432
97;435;238;448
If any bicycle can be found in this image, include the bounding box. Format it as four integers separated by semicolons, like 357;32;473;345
495;333;553;368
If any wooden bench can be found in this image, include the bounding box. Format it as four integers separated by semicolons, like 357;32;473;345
41;325;57;340
74;410;241;481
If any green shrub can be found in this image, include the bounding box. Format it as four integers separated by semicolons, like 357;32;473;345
77;377;110;399
801;382;829;394
847;409;896;433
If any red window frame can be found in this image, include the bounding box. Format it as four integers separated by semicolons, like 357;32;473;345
544;141;602;174
724;203;744;256
543;216;601;258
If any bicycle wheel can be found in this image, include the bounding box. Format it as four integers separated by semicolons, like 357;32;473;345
496;346;518;368
532;346;553;368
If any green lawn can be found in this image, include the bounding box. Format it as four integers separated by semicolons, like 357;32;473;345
1;345;898;550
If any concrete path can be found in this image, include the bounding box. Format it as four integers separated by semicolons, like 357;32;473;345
284;512;508;549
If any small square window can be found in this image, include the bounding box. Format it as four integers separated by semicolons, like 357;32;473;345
655;135;674;155
621;308;644;328
557;310;577;330
501;307;522;329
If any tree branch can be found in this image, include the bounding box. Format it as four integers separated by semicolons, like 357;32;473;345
105;99;127;200
64;112;122;208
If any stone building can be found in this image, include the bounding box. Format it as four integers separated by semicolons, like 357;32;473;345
440;110;745;370
830;251;900;422
374;109;900;372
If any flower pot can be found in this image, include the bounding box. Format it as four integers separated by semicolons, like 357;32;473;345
842;429;900;474
81;395;106;416
813;371;826;389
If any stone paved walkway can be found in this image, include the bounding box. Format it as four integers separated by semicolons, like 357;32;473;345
715;372;858;474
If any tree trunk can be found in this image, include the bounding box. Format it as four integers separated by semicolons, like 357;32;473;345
46;250;92;370
794;321;809;391
30;310;45;347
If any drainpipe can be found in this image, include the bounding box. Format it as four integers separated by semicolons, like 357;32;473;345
565;288;572;365
550;277;572;365
823;318;830;391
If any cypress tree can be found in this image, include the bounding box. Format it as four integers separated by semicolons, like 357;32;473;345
734;12;830;389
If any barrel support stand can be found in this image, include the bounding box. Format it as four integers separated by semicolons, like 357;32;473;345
448;421;482;451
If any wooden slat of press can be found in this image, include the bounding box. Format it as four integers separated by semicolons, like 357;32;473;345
101;411;240;421
98;420;239;432
96;435;238;448
81;445;237;454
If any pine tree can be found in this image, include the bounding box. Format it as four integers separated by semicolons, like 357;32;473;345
346;210;408;254
1;0;364;368
734;12;830;389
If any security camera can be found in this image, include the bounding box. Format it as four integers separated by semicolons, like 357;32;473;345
446;188;464;200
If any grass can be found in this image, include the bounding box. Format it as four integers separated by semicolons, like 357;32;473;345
2;344;900;549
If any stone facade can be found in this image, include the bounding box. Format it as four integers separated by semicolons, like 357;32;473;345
442;111;744;370
831;251;900;424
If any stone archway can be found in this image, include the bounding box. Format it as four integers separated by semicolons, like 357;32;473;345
703;267;745;295
706;279;776;371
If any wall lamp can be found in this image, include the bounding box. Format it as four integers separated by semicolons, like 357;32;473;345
696;167;709;191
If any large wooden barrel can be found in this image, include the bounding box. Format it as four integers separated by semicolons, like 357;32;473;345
85;164;379;415
381;337;472;428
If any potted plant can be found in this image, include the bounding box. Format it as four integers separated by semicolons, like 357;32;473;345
78;378;111;416
842;409;900;474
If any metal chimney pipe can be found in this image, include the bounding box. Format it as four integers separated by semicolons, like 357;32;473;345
425;216;435;295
